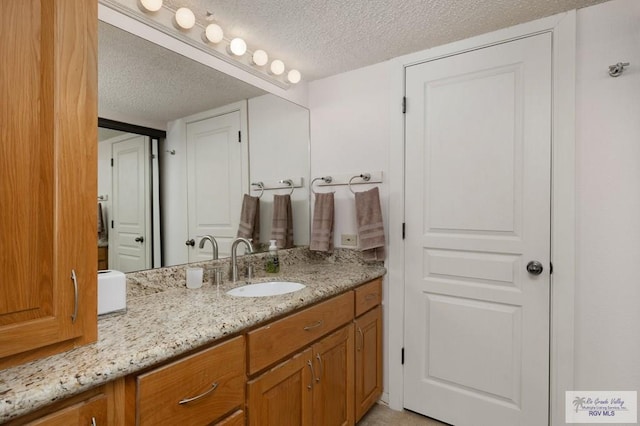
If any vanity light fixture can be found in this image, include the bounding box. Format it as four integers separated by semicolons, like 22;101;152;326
228;37;247;56
204;23;224;44
174;7;195;30
287;69;301;84
270;59;285;76
252;49;269;67
139;0;163;13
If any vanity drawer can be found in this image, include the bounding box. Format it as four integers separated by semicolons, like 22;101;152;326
354;278;382;317
135;336;245;426
247;292;354;375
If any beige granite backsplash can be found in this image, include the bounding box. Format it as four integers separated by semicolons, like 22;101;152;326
125;247;382;298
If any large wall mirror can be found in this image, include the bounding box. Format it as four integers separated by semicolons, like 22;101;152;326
98;21;310;273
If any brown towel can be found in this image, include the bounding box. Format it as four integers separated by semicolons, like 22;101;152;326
310;192;334;253
355;187;385;261
237;194;260;245
271;194;294;249
97;202;106;240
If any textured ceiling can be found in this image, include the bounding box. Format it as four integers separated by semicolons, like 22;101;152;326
98;21;266;125
163;0;610;81
101;0;611;125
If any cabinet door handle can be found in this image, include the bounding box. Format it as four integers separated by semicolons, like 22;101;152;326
91;417;97;426
70;270;79;323
178;382;219;405
315;354;323;383
307;360;316;389
303;320;323;331
357;326;364;352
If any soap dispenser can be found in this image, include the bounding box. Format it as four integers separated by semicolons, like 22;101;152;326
266;239;280;273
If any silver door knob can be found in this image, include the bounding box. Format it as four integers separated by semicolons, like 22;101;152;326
185;239;195;247
526;261;544;275
135;236;144;243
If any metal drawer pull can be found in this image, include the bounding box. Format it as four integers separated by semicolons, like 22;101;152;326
91;417;97;426
357;327;364;352
178;382;219;405
315;354;323;383
365;293;377;301
303;320;323;331
71;270;79;323
307;360;316;389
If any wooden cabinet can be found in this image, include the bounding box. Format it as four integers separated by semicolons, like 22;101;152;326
353;280;383;422
248;324;354;426
129;336;245;426
0;0;98;369
6;380;124;426
98;247;109;271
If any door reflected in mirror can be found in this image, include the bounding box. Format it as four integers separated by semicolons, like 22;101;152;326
98;21;310;273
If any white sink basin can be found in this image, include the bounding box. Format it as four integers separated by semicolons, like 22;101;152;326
227;281;306;297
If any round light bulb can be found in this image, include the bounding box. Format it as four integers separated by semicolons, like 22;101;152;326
287;69;301;84
204;24;224;43
252;50;269;66
270;59;285;76
139;0;163;12
229;38;247;56
174;7;195;30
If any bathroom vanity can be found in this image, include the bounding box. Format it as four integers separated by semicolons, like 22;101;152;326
0;253;384;425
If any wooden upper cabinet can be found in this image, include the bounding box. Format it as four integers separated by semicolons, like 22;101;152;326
0;0;98;368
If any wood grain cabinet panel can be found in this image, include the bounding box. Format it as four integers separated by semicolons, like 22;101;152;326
354;305;383;422
216;410;245;425
354;278;382;317
135;336;245;426
0;0;97;369
247;291;354;375
28;395;107;426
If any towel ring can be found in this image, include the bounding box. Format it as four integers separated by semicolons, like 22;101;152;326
348;173;371;195
311;176;333;195
279;179;295;195
251;181;265;198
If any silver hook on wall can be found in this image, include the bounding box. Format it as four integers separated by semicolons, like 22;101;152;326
251;181;265;198
279;179;295;195
311;176;333;195
609;62;630;77
348;173;371;195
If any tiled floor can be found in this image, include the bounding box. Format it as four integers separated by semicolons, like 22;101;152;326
357;403;449;425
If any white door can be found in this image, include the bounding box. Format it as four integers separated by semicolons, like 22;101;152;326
403;33;552;426
111;134;151;272
186;111;243;261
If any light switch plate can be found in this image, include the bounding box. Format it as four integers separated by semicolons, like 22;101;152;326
341;234;357;246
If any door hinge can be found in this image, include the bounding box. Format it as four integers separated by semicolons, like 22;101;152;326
401;347;405;365
238;131;241;143
550;262;553;275
402;223;406;240
111;220;114;229
110;158;114;167
402;96;407;114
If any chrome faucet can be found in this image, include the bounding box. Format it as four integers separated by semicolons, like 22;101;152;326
198;235;219;260
231;237;254;282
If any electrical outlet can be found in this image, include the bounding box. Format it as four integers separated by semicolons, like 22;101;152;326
341;234;357;246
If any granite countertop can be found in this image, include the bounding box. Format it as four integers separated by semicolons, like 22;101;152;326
0;248;385;422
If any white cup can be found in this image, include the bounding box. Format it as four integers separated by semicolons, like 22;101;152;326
186;267;203;289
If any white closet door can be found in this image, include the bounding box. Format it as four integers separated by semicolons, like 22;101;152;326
404;33;552;426
186;110;242;261
111;134;151;273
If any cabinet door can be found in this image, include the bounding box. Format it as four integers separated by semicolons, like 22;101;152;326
312;324;355;426
28;394;107;426
0;0;97;367
247;348;313;426
354;306;382;422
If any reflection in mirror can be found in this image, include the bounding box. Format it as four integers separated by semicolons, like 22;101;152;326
98;21;310;273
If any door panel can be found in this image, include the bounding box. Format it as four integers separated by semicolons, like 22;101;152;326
186;111;242;261
111;134;150;272
404;33;551;426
